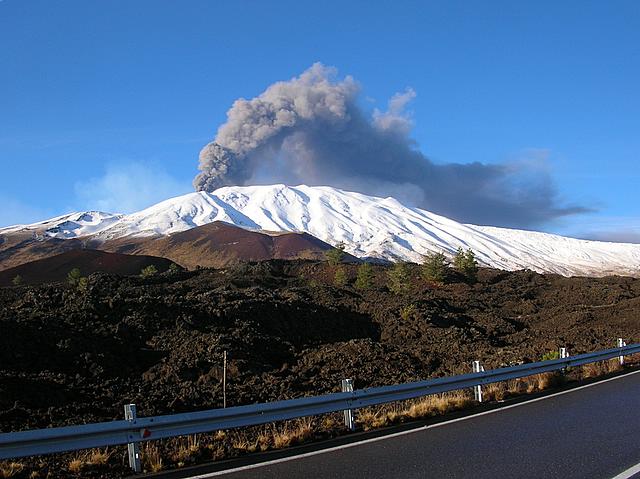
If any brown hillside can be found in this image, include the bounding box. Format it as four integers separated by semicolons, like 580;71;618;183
103;221;353;269
0;249;177;286
0;231;85;271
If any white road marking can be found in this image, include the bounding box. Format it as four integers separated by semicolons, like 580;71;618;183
611;462;640;479
183;369;640;478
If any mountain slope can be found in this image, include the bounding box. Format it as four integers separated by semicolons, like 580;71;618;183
1;184;639;276
104;221;353;269
0;249;177;286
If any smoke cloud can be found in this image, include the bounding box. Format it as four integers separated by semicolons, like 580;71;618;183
194;63;588;228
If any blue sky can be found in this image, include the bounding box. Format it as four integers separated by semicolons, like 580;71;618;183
0;0;638;241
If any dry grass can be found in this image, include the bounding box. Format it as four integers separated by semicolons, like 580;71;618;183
67;457;85;474
582;359;622;378
171;435;201;464
359;391;474;431
142;442;164;473
0;462;24;479
482;372;566;401
65;448;112;473
272;420;313;448
231;433;252;451
320;414;340;431
88;448;111;466
229;419;314;453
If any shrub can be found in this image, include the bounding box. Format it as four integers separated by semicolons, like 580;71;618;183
387;262;410;294
541;350;560;361
421;251;449;283
333;267;347;287
77;277;89;293
325;242;346;265
400;304;418;321
453;247;478;282
11;275;23;286
140;265;158;278
354;263;374;290
168;263;181;274
67;268;82;286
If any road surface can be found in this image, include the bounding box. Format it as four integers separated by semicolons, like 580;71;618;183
174;371;640;479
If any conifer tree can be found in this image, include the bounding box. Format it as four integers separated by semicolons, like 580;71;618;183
387;261;410;294
325;242;346;265
421;251;449;283
355;262;374;290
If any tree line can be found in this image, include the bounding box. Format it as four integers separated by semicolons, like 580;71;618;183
325;243;478;292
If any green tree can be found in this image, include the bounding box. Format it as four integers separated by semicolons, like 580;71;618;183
333;267;347;287
67;268;82;286
325;242;346;265
354;262;374;291
454;248;478;283
140;264;158;278
77;277;89;293
387;262;410;294
421;251;449;283
168;263;181;274
12;275;23;286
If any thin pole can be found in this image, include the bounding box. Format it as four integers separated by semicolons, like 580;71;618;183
223;350;227;409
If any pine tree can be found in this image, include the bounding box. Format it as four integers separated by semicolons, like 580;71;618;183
421;251;449;283
387;262;410;294
325;242;346;265
453;247;466;271
454;248;478;283
333;267;347;287
67;268;82;286
78;277;89;293
464;249;478;281
140;265;158;278
12;275;23;286
355;262;374;290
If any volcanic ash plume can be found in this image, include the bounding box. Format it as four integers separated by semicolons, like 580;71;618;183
194;63;586;228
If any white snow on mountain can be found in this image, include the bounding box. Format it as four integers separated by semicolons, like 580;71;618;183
0;211;123;239
1;184;639;276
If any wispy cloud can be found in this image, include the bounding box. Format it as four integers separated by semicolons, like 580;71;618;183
73;162;190;213
582;230;640;244
576;220;640;244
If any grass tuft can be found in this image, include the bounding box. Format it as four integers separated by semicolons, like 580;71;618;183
272;420;313;449
582;359;621;378
0;462;24;479
142;443;164;473
359;391;473;431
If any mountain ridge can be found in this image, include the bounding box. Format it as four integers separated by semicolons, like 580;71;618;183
1;184;639;277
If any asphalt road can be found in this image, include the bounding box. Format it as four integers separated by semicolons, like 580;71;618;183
191;370;640;479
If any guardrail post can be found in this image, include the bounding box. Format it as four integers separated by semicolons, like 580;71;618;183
124;404;142;473
559;347;569;373
341;379;355;431
618;338;627;365
472;361;484;403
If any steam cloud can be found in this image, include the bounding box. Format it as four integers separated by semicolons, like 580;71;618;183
194;63;587;228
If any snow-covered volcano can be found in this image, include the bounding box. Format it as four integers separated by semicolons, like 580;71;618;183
2;184;639;277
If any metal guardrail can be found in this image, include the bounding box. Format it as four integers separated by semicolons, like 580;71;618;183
1;342;639;466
